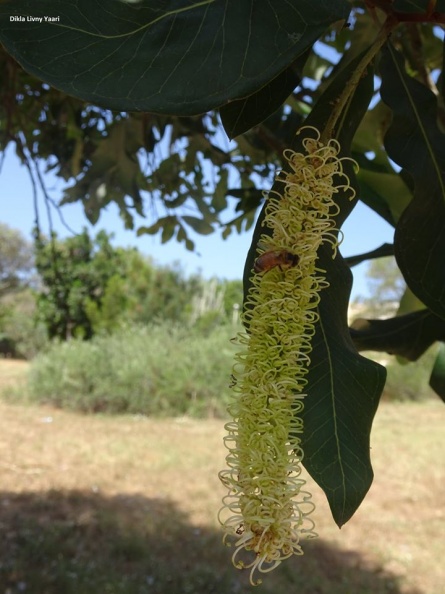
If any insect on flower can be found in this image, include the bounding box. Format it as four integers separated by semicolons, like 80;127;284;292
229;374;237;388
254;249;299;274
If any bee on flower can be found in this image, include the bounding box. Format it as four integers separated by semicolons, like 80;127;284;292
253;249;299;274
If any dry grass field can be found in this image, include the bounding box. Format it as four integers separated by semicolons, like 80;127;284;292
0;359;444;593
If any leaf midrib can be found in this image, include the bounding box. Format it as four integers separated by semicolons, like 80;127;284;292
318;310;347;503
388;43;445;202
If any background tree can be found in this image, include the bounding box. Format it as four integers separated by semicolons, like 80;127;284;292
0;223;39;356
35;228;235;338
1;0;445;535
34;229;125;340
366;257;405;307
84;249;204;333
0;222;34;297
354;256;407;317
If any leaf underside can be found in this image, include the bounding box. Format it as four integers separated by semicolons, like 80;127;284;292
0;0;350;114
219;53;308;139
304;247;386;527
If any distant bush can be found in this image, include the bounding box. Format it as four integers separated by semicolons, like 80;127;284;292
25;323;239;417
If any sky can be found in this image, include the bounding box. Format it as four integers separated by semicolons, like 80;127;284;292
0;145;395;301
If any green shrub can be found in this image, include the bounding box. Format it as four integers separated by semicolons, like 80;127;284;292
25;322;239;417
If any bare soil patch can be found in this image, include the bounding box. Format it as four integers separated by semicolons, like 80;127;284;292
0;360;443;593
0;358;28;390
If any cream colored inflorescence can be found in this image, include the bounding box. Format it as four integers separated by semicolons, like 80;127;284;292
218;127;356;585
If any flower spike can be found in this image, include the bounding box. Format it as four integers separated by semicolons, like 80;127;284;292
219;127;357;585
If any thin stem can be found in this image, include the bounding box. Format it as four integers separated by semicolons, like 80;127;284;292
321;18;396;143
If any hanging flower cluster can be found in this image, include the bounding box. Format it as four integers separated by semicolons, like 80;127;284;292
219;127;357;585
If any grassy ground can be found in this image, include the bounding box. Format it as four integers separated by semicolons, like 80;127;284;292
0;360;444;594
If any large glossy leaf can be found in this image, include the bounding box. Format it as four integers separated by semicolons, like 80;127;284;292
380;45;445;320
0;0;350;115
243;50;386;527
305;248;386;527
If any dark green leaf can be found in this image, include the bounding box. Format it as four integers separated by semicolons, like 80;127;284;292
176;224;187;243
182;215;213;235
161;218;177;244
137;224;160;236
137;215;176;237
175;222;194;250
184;237;195;251
220;56;306;139
211;169;229;212
0;0;350;115
164;194;189;209
305;248;386;527
356;165;412;226
350;309;445;360
227;188;264;208
429;342;445;402
187;192;214;220
380;44;445;320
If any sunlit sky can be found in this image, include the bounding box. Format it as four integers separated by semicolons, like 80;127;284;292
1;143;394;301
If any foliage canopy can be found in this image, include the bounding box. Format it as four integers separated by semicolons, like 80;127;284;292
1;0;445;528
0;222;34;296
